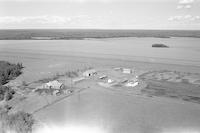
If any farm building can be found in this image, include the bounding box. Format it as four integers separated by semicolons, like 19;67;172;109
122;68;132;74
46;80;64;89
114;67;122;71
125;81;139;87
107;79;114;84
125;76;139;87
38;80;64;90
83;69;97;77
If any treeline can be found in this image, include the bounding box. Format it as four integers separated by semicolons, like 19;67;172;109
1;29;200;40
0;61;23;85
0;61;23;102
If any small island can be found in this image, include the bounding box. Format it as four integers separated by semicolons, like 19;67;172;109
152;43;169;48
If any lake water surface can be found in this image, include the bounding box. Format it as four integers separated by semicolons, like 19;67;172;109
0;37;200;66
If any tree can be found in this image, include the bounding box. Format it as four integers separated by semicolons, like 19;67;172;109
0;61;23;85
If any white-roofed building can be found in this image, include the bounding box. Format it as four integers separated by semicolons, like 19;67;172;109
39;80;64;89
122;68;132;74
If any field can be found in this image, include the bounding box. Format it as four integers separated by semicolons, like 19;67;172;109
0;36;200;133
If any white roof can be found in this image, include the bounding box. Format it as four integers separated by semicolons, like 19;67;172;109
123;69;132;74
46;80;63;88
108;79;114;83
126;82;139;87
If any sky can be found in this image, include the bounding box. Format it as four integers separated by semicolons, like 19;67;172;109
0;0;200;30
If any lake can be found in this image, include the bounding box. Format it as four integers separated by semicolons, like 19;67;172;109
1;37;200;65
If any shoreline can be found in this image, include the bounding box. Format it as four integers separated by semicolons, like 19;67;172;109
1;36;200;41
1;29;200;40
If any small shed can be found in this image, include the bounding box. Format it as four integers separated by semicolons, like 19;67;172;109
83;69;97;77
122;68;132;74
107;79;114;84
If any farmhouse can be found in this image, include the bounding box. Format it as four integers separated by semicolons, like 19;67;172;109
46;80;64;89
83;69;97;77
37;80;64;90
